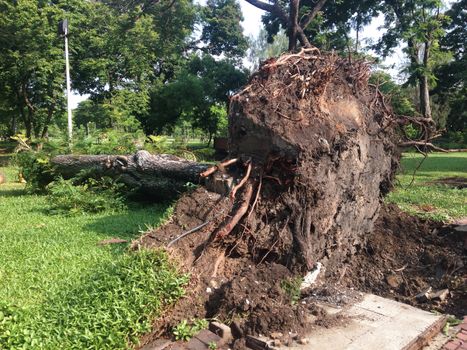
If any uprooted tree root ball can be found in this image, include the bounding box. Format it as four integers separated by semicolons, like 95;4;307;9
132;48;414;343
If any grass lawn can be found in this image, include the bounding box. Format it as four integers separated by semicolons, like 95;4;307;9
386;152;467;221
0;166;188;349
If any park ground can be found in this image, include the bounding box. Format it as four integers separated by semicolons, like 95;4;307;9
0;151;465;349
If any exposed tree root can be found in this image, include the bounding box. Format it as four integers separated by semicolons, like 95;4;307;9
215;182;254;240
200;158;239;178
230;160;252;200
167;221;210;247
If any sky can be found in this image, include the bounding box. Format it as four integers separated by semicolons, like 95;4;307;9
70;1;407;108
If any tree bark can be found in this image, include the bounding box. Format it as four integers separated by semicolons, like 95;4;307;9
420;41;432;120
288;0;300;51
243;0;327;51
51;150;210;199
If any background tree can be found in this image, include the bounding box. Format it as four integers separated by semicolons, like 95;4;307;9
0;0;91;139
248;29;289;69
376;0;450;122
145;55;248;141
199;0;249;58
432;0;466;135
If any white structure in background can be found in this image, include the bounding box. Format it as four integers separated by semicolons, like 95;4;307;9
58;19;73;142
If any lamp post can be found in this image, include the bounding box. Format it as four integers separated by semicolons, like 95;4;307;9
58;19;73;143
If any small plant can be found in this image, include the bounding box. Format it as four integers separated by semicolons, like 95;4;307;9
172;318;209;341
281;276;303;305
443;316;462;335
173;320;193;341
208;341;218;349
47;177;127;214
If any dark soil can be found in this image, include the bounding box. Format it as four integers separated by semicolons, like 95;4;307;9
135;190;466;348
338;204;466;317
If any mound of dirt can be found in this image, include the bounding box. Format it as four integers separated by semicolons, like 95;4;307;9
226;49;399;272
337;204;466;317
135;194;465;348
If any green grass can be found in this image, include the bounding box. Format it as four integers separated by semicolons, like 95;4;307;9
0;165;188;349
386;152;467;221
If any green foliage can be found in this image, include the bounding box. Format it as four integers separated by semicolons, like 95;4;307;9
0;0;90;138
200;0;249;58
72;128;145;155
209;341;218;350
0;168;184;349
146;55;247;137
47;177;127;214
280;277;303;305
432;0;467;133
1;250;188;349
172;319;209;341
13;150;55;193
369;71;416;116
248;29;289;70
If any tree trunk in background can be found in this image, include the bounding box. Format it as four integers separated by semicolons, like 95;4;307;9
288;0;300;51
420;41;432;120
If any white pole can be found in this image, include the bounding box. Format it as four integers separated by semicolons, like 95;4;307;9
64;34;72;142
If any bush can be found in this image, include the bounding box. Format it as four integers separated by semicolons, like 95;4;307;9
14;151;56;193
47;177;127;214
72;129;146;155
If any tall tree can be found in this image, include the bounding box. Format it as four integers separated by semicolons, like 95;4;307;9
145;55;248;137
0;0;90;139
432;0;466;132
376;0;449;121
243;0;381;52
199;0;249;58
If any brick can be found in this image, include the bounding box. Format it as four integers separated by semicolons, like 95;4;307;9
186;337;208;350
209;322;233;344
444;341;460;350
194;330;221;346
458;332;467;341
460;323;467;331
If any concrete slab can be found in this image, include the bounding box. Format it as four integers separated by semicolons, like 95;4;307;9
274;294;447;350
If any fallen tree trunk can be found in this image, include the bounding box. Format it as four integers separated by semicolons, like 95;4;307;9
51;150;210;199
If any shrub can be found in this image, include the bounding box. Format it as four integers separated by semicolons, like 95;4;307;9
47;177;127;214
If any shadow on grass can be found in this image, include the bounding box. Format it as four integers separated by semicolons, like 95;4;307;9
84;203;171;241
0;188;26;197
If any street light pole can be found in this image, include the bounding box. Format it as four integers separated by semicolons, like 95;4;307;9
59;19;73;143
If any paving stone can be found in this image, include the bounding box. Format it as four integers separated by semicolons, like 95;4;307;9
444;342;461;350
268;294;447;350
139;339;172;350
209;322;232;344
186;337;208;350
194;329;222;346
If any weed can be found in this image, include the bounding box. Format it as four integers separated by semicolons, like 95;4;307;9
0;250;189;349
281;277;303;305
47;177;127;214
0;166;182;349
172;318;209;341
208;341;218;349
